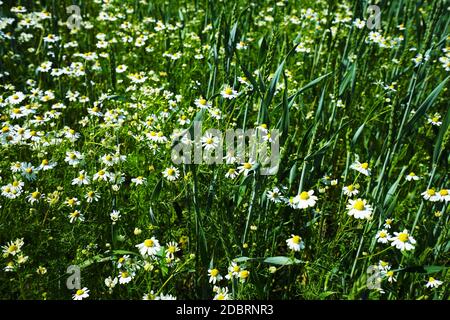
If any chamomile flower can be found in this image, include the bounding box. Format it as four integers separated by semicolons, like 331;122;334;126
225;168;238;179
437;189;449;202
286;234;305;251
27;190;43;204
292;190;317;209
375;229;390;244
350;160;371;176
68;210;84;223
405;172;420;181
116;255;130;269
226;262;241;279
421;189;439;202
2;238;24;256
201;132;220;151
389;229;416;251
347;198;373;219
384;218;394;229
425;277;443;288
208;268;223;284
163;167;180;181
165;241;180;260
131;176;146;186
73;288;90;300
427;114;442;126
118;271;133;284
267;187;283;203
194;97;211;109
38;159;57;171
85;190;100;203
72;170;90;186
213;286;231;300
237;160;255;176
136;237;161;257
385;270;397;283
343;184;359;196
221;86;238;99
110;210;121;222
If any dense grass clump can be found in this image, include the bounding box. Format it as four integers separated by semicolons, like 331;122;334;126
0;0;448;300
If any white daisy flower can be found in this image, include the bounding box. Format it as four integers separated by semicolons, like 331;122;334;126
208;268;223;284
72;287;90;300
389;229;416;251
421;189;439;202
237;160;255;176
286;234;305;251
163;167;180;181
405;172;420;181
350;160;371;176
292;190;317;209
68;210;84;223
225;168;238;179
136;237;161;257
118;271;133;284
425;277;443;288
347;198;373;219
201;132;220;151
194;97;211;109
375;229;390;244
437;189;449;202
72;170;90;186
343;184;359;196
221;86;238;99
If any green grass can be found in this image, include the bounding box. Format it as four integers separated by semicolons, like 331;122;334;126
0;0;448;300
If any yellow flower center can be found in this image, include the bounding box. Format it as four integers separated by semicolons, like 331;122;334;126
387;271;394;277
144;239;154;247
76;289;84;295
121;271;129;278
385;219;392;225
199;98;207;105
8;244;17;253
299;191;310;200
118;257;125;263
361;162;369;169
168;246;176;253
427;189;435;196
224;88;233;95
32;191;41;198
216;294;225;300
379;231;386;238
243;163;252;170
292;235;301;244
409;172;415;176
12;181;20;187
106;155;112;161
428;277;435;282
233;265;240;273
353;200;365;211
206;138;213;144
439;189;448;196
347;184;354;191
210;269;219;277
42;159;49;165
167;169;175;176
71;211;80;217
432;117;439;123
398;233;409;242
240;270;249;279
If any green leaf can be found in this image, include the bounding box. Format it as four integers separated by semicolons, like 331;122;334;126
402;76;449;138
263;256;303;265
